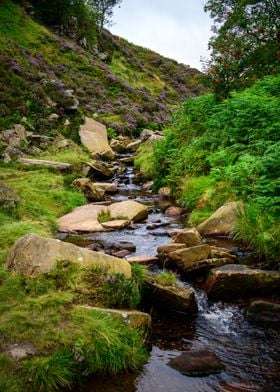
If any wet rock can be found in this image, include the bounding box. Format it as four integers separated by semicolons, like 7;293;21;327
197;201;243;236
108;200;148;222
172;228;202;247
142;181;154;191
165;206;182;216
112;249;131;258
246;300;280;323
119;156;136;164
168;350;224;376
169;244;211;265
6;233;131;277
158;187;172;198
144;281;197;313
112;241;136;253
85;160;114;180
0;181;20;208
204;264;280;300
72;178;105;201
79;117;115;160
210;246;236;260
18;158;72;172
126;255;159;265
92;182;118;194
101;220;131;230
78;306;151;332
157;243;186;259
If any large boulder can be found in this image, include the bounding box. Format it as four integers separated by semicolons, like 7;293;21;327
204;264;280;300
110;136;131;153
79;117;115;160
108;200;148;222
92;182;118;194
144;281;197;313
169;244;211;265
84;160;114;180
77;306;151;332
0;181;20;208
168;350;224;376
72;178;105;201
6;234;131;277
197;201;243;236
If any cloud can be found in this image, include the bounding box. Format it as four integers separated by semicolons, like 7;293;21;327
110;0;212;70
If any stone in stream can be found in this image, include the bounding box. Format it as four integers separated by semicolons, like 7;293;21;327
197;201;243;236
79;117;115;160
6;233;131;277
168;350;224;376
58;204;108;232
165;206;182;216
92;182;118;194
72;178;105;201
126;256;159;265
84;160;114;180
101;220;131;230
169;244;212;265
112;241;136;253
246;300;280;323
110;136;131;153
158;187;172;198
144;281;197;313
172;228;202;247
112;249;131;258
126;139;142;152
204;264;280;300
108;200;148;222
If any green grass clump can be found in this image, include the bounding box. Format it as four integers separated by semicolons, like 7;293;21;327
97;210;128;223
155;271;177;287
134;142;155;180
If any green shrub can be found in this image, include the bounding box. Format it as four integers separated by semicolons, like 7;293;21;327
101;274;141;309
155;271;177;287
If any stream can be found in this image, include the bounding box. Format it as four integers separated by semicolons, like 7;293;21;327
63;158;280;392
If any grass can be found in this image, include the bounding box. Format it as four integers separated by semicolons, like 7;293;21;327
155;271;177;287
134;141;155;180
97;210;128;223
0;261;148;391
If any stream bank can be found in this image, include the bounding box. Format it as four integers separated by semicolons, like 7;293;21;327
60;154;280;392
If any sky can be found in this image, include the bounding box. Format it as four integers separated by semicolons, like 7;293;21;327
110;0;213;70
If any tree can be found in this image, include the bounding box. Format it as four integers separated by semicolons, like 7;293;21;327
204;0;280;99
88;0;122;30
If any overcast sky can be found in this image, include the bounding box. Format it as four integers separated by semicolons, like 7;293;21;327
110;0;212;70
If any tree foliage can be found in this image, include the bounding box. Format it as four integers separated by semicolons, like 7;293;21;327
88;0;122;29
204;0;280;99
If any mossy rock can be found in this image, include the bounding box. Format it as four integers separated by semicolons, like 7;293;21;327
0;181;20;208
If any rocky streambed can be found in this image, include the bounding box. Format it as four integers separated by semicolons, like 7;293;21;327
53;146;280;392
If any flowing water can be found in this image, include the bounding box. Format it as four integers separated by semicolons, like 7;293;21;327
64;159;280;392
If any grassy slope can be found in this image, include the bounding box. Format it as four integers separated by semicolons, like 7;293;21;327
0;0;206;139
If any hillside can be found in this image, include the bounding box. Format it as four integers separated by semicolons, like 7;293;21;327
0;0;205;140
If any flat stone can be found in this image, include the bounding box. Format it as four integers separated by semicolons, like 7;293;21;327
6;233;131;277
72;178;105;201
93;182;118;193
126;139;142;151
18;158;72;171
85;160;114;180
172;228;202;247
246;300;280;323
165;206;182;216
108;200;148;222
5;343;35;361
168;350;224;376
169;244;211;265
58;204;108;232
101;220;130;230
112;250;131;258
79;117;115;160
126;256;159;265
204;264;280;300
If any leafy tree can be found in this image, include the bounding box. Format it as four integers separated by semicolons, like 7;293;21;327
88;0;122;29
204;0;280;99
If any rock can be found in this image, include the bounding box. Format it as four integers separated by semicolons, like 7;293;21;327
5;343;35;361
64;119;71;126
3;146;24;162
172;228;202;247
53;136;70;150
0;181;20;208
110;136;131;153
142;181;154;191
6;233;131;277
101;220;130;230
165;206;182;216
108;200;148;222
112;250;131;258
126;139;142;152
126;256;159;265
72;178;105;201
210;246;236;260
85;160;114;180
28;134;53;146
157;243;186;258
246;300;280;323
92;182;118;194
168;350;224;376
112;241;136;253
18;158;72;171
79;117;115;160
78;306;151;332
197;201;243;236
119;156;135;164
62;89;79;111
144;281;197;313
158;187;172;198
204;264;280;300
140;129;155;141
58;204;108;232
48;113;59;121
169;244;211;265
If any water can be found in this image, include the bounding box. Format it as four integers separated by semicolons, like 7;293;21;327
65;159;280;392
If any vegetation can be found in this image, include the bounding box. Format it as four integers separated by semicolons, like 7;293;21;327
155;271;177;287
138;76;280;263
204;0;280;99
